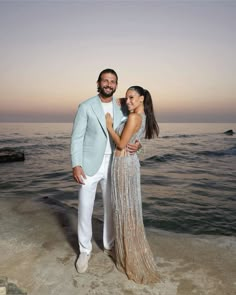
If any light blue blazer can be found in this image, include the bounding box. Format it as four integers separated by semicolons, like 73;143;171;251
71;95;125;176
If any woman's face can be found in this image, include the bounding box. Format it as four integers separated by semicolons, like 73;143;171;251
125;89;144;112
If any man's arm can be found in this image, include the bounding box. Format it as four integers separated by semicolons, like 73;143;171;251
71;104;87;184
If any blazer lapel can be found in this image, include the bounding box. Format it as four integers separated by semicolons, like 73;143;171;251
91;96;107;135
113;97;123;129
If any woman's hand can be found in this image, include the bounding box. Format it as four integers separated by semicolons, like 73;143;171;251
105;113;113;129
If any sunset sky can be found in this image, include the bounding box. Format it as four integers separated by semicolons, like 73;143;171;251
0;0;235;123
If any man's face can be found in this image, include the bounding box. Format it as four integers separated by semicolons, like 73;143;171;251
97;73;117;98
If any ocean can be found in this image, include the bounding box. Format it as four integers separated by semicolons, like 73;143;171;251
0;122;235;236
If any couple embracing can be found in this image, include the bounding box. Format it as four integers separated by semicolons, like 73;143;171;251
71;68;159;284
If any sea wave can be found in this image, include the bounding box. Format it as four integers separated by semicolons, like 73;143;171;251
162;134;197;139
1;123;236;236
141;145;236;166
197;145;236;157
141;154;184;164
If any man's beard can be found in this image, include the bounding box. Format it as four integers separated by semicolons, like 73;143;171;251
98;86;116;98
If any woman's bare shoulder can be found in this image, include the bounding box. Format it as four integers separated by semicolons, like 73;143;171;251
127;112;142;121
126;113;142;130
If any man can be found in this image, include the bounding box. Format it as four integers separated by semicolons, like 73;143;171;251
71;69;138;273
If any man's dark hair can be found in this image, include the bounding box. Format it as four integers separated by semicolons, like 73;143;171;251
97;68;118;83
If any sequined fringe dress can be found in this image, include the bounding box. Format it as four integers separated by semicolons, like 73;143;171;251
111;115;159;284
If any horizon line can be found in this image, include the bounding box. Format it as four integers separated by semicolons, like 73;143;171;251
0;121;236;124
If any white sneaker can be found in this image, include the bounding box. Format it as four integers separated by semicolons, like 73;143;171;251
75;253;91;273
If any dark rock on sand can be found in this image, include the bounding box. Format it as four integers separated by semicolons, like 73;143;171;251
224;129;234;135
0;147;25;163
0;277;26;295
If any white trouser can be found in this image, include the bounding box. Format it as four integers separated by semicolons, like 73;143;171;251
78;154;113;254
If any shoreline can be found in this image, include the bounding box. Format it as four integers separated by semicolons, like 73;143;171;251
0;196;236;295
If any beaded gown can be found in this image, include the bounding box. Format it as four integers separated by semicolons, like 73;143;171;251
111;114;159;284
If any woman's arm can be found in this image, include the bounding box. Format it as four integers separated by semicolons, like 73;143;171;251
105;113;141;150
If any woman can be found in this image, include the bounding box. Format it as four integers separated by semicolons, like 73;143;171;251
105;86;159;284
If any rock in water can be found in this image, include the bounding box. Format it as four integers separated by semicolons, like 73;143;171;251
224;129;234;135
0;147;25;163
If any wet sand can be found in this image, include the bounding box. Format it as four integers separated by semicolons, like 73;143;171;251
0;196;235;295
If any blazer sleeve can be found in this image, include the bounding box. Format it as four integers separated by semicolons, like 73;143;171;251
70;103;87;168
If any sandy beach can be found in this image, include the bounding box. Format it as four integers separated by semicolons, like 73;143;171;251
0;196;235;295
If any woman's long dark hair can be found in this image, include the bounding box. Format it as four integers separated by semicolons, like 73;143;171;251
127;86;159;139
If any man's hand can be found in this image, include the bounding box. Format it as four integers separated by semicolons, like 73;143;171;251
73;166;86;185
126;140;142;155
